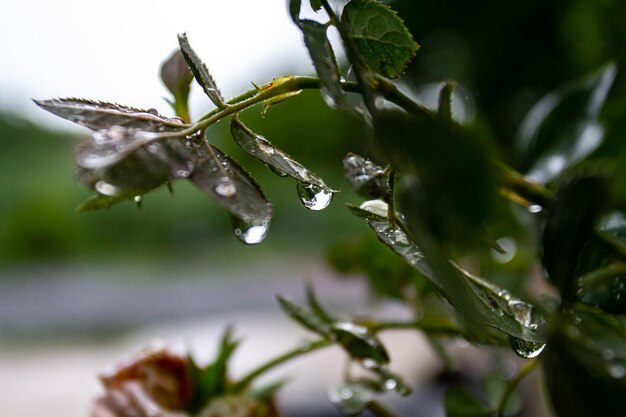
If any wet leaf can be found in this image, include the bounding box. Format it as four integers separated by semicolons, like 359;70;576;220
189;142;272;245
343;153;390;200
516;63;616;184
188;328;240;413
445;386;495;417
347;200;388;220
277;296;332;335
543;307;626;417
76;193;139;212
177;33;227;109
34;98;189;131
229;115;333;195
330;321;390;366
298;19;348;109
542;171;609;300
328;383;373;415
341;0;419;79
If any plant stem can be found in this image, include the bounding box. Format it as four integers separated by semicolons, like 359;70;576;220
368;400;403;417
233;338;332;391
370;318;463;336
496;359;539;417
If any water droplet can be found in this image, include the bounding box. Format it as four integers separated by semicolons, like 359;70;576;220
232;218;270;245
267;164;288;177
146;108;159;116
95;181;120;196
607;363;625;379
359;199;388;218
257;137;275;155
297;183;333;211
528;204;543;214
374;96;386;109
361;358;379;370
175;169;191;179
214;177;237;198
508;336;546;359
328;384;371;416
134;195;142;205
384;379;397;390
491;237;517;264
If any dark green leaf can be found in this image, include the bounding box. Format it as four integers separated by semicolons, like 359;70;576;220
76;193;139;212
341;0;419;79
188;328;240;413
516;63;616;184
542;171;609;300
298;19;347;108
289;0;302;23
34;98;189;131
438;80;456;121
177;33;227;109
343;153;390;200
543;307;626;417
374;110;495;245
189;142;272;245
309;0;323;12
445;386;494;417
305;284;335;323
277;296;331;335
230;115;333;194
330;321;389;366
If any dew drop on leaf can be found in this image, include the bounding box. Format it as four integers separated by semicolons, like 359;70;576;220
508;336;546;359
297;183;333;211
231;217;270;245
214;177;237;198
95;181;120;196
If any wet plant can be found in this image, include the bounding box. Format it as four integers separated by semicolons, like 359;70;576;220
35;0;626;416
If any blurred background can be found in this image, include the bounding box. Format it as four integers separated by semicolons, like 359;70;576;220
1;0;625;416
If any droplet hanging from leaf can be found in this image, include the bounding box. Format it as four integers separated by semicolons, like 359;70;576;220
297;182;333;211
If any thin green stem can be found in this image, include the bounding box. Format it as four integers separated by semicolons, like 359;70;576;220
370;318;464;336
496;359;539;417
233;338;332;391
368;400;403;417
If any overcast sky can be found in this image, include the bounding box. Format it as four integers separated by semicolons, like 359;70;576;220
0;0;323;129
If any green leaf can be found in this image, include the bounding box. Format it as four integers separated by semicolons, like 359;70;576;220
309;0;323;12
298;19;348;108
330;321;390;366
438;80;456;121
341;0;419;79
543;307;626;417
541;171;609;300
34;98;189;131
289;0;302;23
177;33;227;109
229;115;334;194
188;328;240;413
516;62;616;184
189;142;272;245
445;386;495;417
343;153;390;200
305;284;335;323
76;193;140;212
277;296;332;335
374;110;496;246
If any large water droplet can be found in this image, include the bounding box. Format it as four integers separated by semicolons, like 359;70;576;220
328;384;372;416
232;218;270;245
297;183;333;211
607;363;626;379
491;237;517;264
214;177;237;198
383;378;398;390
359;199;388;218
508;336;545;359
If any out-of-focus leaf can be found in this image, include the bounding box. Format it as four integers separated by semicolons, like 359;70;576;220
543;306;626;417
298;19;348;108
189;142;272;245
542;171;609;300
516;63;616;184
330;321;390;366
445;386;495;417
374;110;495;246
341;0;419;79
229;115;333;194
160;50;193;121
188;328;240;413
328;383;373;415
277;296;331;335
306;284;334;323
177;33;226;109
343;153;390;200
34;98;189;131
483;374;521;417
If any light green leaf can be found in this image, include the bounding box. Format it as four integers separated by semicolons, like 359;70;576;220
298;19;348;108
178;33;227;109
341;0;419;79
34;98;189;132
516;62;616;184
